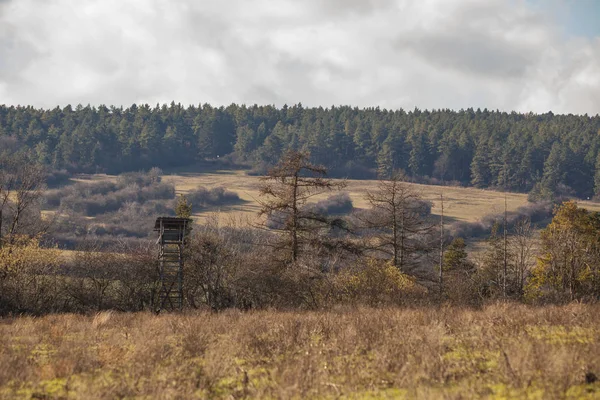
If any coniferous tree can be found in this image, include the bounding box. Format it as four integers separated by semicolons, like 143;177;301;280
408;133;430;178
593;152;600;198
0;103;598;201
443;238;471;271
531;142;567;201
175;195;193;219
470;140;492;188
257;150;346;263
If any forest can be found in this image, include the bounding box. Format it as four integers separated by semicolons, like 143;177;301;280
1;103;599;200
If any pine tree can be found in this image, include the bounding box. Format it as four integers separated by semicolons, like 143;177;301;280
175;195;193;219
470;140;491;188
443;238;471;271
594;152;600;199
539;142;566;197
408;133;430;177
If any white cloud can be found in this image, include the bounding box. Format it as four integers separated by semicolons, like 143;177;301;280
0;0;598;114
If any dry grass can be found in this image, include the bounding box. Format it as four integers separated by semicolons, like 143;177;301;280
70;169;600;226
162;170;533;225
1;304;599;399
159;170;600;225
159;171;533;229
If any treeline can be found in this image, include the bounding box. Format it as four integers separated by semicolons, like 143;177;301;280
1;103;600;199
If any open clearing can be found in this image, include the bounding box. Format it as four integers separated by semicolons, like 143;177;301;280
158;169;600;224
69;169;600;225
59;169;600;257
1;304;599;399
162;169;530;224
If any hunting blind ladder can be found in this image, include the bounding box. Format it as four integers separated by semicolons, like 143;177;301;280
154;217;190;312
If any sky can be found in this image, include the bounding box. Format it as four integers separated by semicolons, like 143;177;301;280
0;0;598;114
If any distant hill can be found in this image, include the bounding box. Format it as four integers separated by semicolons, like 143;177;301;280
1;103;599;199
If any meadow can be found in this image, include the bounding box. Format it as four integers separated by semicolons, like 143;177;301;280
81;168;600;224
55;168;600;256
4;170;600;399
1;304;599;399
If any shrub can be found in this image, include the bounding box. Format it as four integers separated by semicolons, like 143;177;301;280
185;186;242;211
328;161;376;179
448;201;553;239
0;237;63;315
45;171;176;216
116;168;162;187
246;161;272;176
307;192;354;215
45;169;72;188
334;258;424;306
65;242;157;312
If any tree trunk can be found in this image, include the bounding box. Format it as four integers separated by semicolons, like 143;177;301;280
291;174;299;262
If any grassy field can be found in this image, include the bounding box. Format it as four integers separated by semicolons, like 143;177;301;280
161;169;531;225
6;172;600;398
1;304;599;399
69;169;600;225
164;169;600;225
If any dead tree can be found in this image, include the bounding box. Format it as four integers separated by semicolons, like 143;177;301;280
439;193;444;299
0;154;48;245
510;217;535;296
360;171;434;273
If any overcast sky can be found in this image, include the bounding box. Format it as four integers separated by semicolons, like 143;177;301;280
0;0;599;114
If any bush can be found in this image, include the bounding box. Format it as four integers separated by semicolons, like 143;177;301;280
246;161;272;176
116;168;162;187
45;169;72;188
328;161;376;180
45;170;175;216
307;192;354;215
448;201;553;239
185;186;243;211
64;242;157;312
333;258;425;306
266;193;354;230
0;238;63;315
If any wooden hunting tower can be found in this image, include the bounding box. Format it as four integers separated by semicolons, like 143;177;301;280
154;217;190;311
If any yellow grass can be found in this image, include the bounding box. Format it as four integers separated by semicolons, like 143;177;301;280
72;169;600;226
1;304;599;399
161;170;535;225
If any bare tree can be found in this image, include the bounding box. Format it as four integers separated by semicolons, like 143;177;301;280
185;225;237;311
439;193;444;299
510;217;535;296
0;154;48;245
257;150;346;263
361;171;434;273
503;184;507;298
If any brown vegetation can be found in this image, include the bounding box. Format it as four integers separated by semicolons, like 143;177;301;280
1;305;599;399
3;151;600;398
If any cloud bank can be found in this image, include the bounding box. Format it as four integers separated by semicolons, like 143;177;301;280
0;0;598;114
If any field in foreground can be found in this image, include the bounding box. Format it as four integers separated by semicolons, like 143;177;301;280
1;305;599;399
